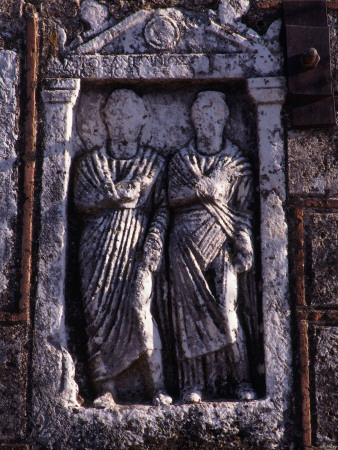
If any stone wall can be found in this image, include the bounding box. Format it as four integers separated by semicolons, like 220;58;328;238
287;8;337;448
0;1;336;448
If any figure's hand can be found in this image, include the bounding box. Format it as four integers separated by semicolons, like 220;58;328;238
116;180;142;203
132;239;162;311
232;248;253;273
133;268;153;311
142;237;163;272
232;234;253;273
195;177;223;201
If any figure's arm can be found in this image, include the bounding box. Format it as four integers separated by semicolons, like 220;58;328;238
168;184;199;208
74;154;141;214
171;165;221;205
195;176;226;203
190;154;227;204
229;173;253;212
230;174;254;273
168;154;202;208
142;169;168;272
232;230;253;273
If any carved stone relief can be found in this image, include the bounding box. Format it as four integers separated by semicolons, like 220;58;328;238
0;50;19;310
32;1;291;446
71;85;262;406
168;92;257;403
144;13;180;51
74;89;172;407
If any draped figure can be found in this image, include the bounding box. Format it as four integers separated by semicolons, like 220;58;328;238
168;91;257;403
74;89;172;407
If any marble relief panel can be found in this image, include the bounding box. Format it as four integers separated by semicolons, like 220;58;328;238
66;83;264;406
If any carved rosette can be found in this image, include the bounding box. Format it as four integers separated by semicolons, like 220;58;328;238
144;15;180;51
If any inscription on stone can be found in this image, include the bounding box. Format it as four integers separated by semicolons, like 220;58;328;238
33;2;291;446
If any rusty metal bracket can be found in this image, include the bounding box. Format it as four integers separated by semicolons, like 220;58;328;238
291;198;338;449
284;0;336;127
19;4;38;322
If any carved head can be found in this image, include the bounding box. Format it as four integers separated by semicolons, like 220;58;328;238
191;91;229;153
102;89;148;145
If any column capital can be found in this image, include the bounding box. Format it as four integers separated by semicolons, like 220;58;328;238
247;77;286;105
42;78;80;104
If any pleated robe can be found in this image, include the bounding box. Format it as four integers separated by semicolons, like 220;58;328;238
74;147;167;385
168;141;253;363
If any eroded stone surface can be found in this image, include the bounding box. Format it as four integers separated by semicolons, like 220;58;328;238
76;90;107;151
74;89;171;405
32;4;293;447
310;326;338;449
105;0;221;21
33;398;294;449
288;127;338;196
68;82;261;404
33;81;81;411
242;1;281;36
0;50;19;311
248;79;291;409
304;212;338;307
328;12;337;88
51;6;282;79
0;0;24;49
0;324;28;441
168;92;257;401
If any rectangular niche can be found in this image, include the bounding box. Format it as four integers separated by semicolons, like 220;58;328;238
65;81;266;405
33;65;291;446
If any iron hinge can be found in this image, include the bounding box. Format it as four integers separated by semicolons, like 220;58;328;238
284;0;336;127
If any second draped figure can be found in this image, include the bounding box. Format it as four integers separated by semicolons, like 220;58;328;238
74;88;259;406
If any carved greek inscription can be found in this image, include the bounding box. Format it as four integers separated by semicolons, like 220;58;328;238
48;55;210;80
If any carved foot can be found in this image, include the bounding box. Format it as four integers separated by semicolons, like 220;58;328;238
153;390;173;406
235;382;257;401
93;392;116;409
182;389;202;404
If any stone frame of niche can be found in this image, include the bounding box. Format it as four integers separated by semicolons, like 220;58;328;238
33;43;291;446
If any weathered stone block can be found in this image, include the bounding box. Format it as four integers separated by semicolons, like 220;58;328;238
31;3;293;448
304;212;338;307
288;127;338;196
0;324;28;441
0;50;19;312
0;0;23;21
310;326;338;449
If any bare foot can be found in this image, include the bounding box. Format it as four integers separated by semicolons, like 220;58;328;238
153;390;173;406
183;389;202;404
93;392;116;409
235;382;257;401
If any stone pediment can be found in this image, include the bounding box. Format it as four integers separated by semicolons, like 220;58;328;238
51;6;282;80
66;7;279;57
32;1;292;447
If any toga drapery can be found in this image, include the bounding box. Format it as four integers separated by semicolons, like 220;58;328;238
74;147;167;385
168;140;253;363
